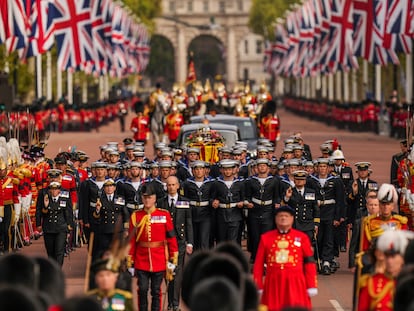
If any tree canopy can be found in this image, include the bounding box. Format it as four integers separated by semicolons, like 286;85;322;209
248;0;299;40
123;0;163;32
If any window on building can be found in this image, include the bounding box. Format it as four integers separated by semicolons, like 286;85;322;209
244;68;249;81
169;1;175;12
256;40;262;54
203;1;209;12
188;1;193;12
244;40;249;54
219;1;225;13
238;0;243;11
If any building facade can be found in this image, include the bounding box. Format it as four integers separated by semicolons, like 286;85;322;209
155;0;269;89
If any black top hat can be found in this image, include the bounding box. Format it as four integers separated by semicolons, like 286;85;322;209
54;156;67;165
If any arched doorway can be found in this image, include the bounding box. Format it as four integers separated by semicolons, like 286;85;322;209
145;35;175;89
188;35;225;83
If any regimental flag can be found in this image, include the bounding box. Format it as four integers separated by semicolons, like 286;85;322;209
49;0;95;71
185;52;196;85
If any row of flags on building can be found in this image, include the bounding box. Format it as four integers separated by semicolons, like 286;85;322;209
0;0;150;77
264;0;414;78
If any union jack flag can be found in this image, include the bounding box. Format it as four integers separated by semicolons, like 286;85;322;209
0;1;11;44
135;24;151;73
284;10;301;76
49;0;95;71
325;0;358;72
110;4;128;77
90;0;108;74
5;0;32;53
376;0;411;53
353;0;399;65
19;0;54;59
272;23;289;75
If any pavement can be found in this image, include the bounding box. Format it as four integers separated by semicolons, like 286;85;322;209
19;106;401;310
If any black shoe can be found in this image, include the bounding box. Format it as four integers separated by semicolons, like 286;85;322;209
167;307;172;311
331;260;340;270
340;246;347;252
173;307;180;311
321;265;331;275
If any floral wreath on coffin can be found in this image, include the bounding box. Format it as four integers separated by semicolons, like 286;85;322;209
186;127;225;145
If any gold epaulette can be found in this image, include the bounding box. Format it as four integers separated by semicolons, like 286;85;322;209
86;288;99;295
359;273;369;288
394;214;408;225
114;289;133;299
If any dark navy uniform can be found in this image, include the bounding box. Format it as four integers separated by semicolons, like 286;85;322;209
182;177;214;249
92;189;129;260
213;176;245;244
310;170;346;274
244;174;280;260
36;182;73;265
285;186;319;241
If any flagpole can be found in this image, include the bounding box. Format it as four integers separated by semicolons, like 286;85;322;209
46;52;52;101
36;55;42;99
67;71;73;105
99;75;104;101
57;66;62;100
335;72;342;102
351;68;358;103
328;73;334;102
407;53;413;105
375;65;381;103
343;71;349;103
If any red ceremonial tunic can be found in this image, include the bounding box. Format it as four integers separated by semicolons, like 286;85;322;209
253;228;317;311
128;208;178;272
164;113;184;141
260;115;280;142
358;273;395;311
130;115;150;142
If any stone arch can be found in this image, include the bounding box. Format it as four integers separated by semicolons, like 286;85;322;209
145;34;175;88
187;34;225;82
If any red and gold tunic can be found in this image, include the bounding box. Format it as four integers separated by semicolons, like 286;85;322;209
163;112;184;142
360;214;408;252
130;115;150;142
259;115;280;142
253;228;317;311
358;273;395;311
128;208;178;272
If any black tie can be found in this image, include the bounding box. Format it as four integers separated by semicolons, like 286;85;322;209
170;198;175;209
108;195;112;202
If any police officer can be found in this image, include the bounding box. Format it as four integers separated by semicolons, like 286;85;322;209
244;158;281;262
283;170;320;242
92;179;129;261
182;160;214;250
36;182;73;265
212;160;245;245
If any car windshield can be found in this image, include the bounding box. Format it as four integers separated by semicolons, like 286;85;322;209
209;119;256;140
182;130;238;147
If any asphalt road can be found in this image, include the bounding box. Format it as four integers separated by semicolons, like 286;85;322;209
20;107;400;311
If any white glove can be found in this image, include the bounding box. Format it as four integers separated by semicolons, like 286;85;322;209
307;288;318;297
167;261;176;272
22;193;32;212
74;209;79;219
128;268;135;277
14;203;21;223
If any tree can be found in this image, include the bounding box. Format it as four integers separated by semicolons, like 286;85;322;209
123;0;162;31
248;0;299;40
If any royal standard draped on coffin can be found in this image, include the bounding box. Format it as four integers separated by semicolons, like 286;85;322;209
186;127;225;163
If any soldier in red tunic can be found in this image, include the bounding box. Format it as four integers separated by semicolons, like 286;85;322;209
163;105;184;144
253;205;318;311
358;229;414;311
128;184;178;311
130;101;150;144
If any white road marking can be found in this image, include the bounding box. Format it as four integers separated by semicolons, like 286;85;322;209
329;299;345;311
